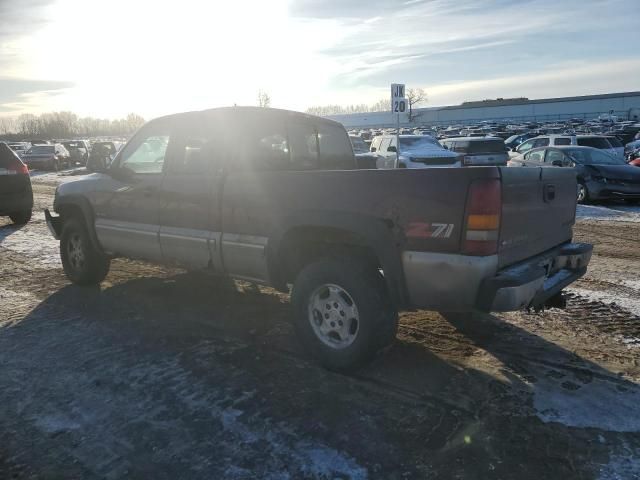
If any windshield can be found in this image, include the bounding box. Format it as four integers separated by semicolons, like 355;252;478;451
349;136;369;154
567;148;625;165
399;137;439;150
27;145;54;154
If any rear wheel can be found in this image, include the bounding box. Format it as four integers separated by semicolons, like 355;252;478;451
291;257;397;371
9;210;31;225
577;182;589;204
60;218;110;285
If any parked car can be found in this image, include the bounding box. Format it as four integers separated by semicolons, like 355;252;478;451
0;142;33;224
86;141;122;172
62;140;90;165
440;137;509;166
371;134;460;168
21;143;71;171
349;135;377;169
7;142;30;156
511;135;623;159
45;106;592;370
504;133;536;150
508;145;640;203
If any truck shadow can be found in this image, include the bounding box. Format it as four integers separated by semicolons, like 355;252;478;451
3;271;639;478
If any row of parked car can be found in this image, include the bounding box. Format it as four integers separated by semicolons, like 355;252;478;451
5;139;124;172
349;131;640;204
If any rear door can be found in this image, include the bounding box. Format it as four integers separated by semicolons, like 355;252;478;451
498;166;576;268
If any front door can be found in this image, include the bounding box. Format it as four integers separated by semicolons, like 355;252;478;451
158;112;225;271
94;119;173;262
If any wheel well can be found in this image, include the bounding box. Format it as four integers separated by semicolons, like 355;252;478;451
57;203;85;223
275;226;381;287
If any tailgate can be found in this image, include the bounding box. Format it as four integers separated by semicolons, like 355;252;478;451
498;167;576;269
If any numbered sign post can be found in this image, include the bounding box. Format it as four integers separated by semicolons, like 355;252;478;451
391;84;406;167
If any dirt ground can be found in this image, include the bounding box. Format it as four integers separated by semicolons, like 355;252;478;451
0;173;639;479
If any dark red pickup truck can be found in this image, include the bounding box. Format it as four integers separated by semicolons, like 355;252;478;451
45;107;592;370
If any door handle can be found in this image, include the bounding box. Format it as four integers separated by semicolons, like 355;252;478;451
543;184;556;203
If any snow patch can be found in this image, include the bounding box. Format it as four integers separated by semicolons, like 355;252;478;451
534;376;640;432
576;204;640;223
296;444;369;480
29;167;86;185
598;444;640;480
567;287;640;318
0;218;61;267
33;414;81;434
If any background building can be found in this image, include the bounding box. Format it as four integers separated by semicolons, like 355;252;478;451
327;91;640;128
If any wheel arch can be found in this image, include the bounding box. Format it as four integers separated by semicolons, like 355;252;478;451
55;195;104;253
267;213;408;308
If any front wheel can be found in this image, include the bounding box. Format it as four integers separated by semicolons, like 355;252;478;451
60;218;110;285
291;257;397;371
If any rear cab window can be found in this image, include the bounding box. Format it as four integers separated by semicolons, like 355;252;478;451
317;122;355;169
465;139;506;154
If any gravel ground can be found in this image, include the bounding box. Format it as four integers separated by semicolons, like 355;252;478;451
0;172;639;479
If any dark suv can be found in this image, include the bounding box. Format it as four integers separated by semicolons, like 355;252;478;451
0;142;33;224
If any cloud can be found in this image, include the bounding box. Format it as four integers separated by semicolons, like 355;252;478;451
289;0;434;18
0;78;74;113
0;0;53;40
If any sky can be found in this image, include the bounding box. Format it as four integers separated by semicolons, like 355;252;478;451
0;0;639;119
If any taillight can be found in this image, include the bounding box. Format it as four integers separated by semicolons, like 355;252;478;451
463;179;501;255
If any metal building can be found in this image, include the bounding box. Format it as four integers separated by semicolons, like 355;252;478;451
327;91;640;128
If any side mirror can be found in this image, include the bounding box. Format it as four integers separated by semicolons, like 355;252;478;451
370;147;377;152
442;145;449;150
511;147;518;152
387;145;397;153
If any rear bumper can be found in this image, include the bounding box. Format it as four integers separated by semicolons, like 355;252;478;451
402;242;592;312
476;243;592;311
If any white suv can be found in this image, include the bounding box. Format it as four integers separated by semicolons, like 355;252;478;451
511;135;624;159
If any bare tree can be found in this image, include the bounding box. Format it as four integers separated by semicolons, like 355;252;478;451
0;112;146;139
406;88;427;122
257;90;271;108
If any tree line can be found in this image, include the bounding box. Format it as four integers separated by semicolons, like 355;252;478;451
0;112;146;140
305;88;427;121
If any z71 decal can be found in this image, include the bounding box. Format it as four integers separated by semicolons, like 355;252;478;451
405;222;455;239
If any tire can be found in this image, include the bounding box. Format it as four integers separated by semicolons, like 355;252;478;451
9;210;31;225
291;257;398;371
60;217;110;285
577;182;589;204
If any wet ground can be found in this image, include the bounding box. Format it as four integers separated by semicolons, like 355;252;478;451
0;172;639;479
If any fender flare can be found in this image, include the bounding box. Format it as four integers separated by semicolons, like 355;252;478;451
267;211;409;307
54;195;104;254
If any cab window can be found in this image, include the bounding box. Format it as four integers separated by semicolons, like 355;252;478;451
119;121;172;174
